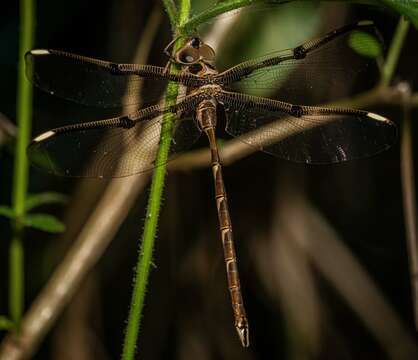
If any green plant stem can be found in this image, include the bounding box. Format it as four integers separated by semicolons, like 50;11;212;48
10;0;35;328
380;16;410;87
121;2;190;360
162;0;178;30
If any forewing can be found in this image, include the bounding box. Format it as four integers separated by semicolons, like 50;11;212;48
220;22;383;104
225;107;396;164
25;49;175;108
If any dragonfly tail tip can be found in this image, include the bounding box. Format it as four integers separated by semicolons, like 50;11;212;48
235;323;250;347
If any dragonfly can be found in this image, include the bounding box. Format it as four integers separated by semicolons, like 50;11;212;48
26;20;396;347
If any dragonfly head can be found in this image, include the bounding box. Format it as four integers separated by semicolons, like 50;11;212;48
173;37;216;74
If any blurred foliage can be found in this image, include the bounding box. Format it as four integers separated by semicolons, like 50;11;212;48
349;29;383;58
0;316;14;331
0;204;65;233
21;213;65;233
25;192;68;211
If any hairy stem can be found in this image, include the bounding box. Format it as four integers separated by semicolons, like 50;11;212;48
121;1;190;359
162;0;177;31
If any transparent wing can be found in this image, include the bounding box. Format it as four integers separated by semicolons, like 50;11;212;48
28;114;202;177
225;106;396;164
25;49;182;108
217;22;383;104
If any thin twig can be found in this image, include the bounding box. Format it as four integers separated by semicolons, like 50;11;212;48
399;82;418;330
255;174;418;358
162;0;177;32
280;192;418;359
255;174;322;358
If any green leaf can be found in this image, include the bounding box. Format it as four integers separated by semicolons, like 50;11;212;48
0;205;15;219
378;0;418;29
349;30;383;58
0;205;66;232
23;213;65;233
182;0;294;33
0;316;14;330
183;0;418;34
25;192;68;211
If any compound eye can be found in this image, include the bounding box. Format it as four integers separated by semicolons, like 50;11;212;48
199;44;215;61
176;47;199;64
190;37;201;48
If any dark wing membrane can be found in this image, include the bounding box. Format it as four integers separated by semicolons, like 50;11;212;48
28;113;202;177
217;21;383;104
225;106;396;164
25;49;178;108
28;90;205;177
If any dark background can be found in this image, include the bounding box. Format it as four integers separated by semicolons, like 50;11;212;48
1;1;418;359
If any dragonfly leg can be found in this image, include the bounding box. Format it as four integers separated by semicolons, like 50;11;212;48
162;59;172;75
